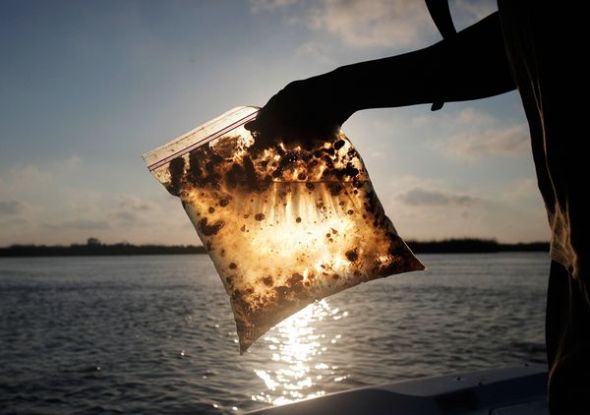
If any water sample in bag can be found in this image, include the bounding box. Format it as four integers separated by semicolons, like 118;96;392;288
144;106;424;353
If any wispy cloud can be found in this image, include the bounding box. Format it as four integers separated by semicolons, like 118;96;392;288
502;178;543;205
398;187;478;206
454;107;495;125
449;0;497;31
295;41;336;66
2;155;82;192
250;0;436;49
43;219;111;231
307;0;433;48
250;0;498;50
375;175;547;242
250;0;301;13
53;155;82;171
440;124;530;161
5;165;51;188
0;156;195;246
0;200;30;216
418;108;530;161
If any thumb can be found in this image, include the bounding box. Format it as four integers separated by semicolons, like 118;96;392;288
244;119;258;132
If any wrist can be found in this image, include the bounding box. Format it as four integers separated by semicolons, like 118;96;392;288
322;66;359;117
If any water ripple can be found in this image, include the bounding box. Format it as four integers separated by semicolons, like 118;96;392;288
0;253;549;414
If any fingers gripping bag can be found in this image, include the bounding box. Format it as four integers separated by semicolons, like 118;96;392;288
143;106;424;353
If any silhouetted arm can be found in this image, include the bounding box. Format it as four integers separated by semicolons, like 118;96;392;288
336;12;515;111
247;12;516;143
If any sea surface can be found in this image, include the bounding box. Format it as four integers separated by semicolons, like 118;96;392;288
0;253;549;414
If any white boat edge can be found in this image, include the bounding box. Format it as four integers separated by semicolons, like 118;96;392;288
245;365;548;415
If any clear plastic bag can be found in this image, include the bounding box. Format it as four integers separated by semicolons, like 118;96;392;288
144;106;424;353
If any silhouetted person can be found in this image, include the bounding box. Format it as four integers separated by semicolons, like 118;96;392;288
247;1;588;413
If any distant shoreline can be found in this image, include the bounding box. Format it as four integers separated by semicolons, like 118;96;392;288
0;239;549;257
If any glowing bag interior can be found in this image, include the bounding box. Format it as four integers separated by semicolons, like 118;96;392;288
143;106;424;353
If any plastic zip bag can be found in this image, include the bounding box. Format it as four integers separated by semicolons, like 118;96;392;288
144;106;424;353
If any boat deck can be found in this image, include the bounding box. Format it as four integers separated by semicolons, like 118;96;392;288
246;365;548;415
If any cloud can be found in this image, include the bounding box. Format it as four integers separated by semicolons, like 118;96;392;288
0;188;194;246
411;107;494;128
43;219;111;230
454;107;495;125
307;0;433;48
398;187;478;206
53;155;82;171
116;195;152;212
6;165;51;188
0;155;197;246
415;107;529;161
503;178;538;200
450;0;497;31
374;174;548;242
0;200;29;216
441;124;530;161
106;195;156;226
295;41;336;66
250;0;300;13
1;155;82;193
249;0;497;50
251;0;436;49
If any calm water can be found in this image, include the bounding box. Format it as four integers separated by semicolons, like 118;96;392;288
0;253;549;414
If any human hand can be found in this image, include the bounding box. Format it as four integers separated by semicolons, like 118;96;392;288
245;72;353;150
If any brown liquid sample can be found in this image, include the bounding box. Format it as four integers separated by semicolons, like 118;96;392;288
145;107;424;353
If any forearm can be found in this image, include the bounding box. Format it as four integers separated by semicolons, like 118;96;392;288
324;12;515;112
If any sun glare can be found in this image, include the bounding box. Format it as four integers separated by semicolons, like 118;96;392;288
251;299;349;406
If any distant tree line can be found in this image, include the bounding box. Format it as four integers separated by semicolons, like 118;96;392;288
0;238;206;257
0;237;549;257
406;238;549;253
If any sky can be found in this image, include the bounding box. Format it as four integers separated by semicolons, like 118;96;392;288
0;0;549;246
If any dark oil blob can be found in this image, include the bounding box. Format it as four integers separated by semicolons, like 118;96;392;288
225;162;244;188
274;286;289;301
229;262;237;269
345;249;359;262
334;140;345;150
329;183;342;196
255;213;265;221
242;155;259;190
188;151;202;183
198;218;224;236
321;155;334;169
288;273;304;285
262;276;273;287
272;151;299;178
296;217;302;223
287;273;305;293
232;289;252;314
167;157;185;195
343;163;360;177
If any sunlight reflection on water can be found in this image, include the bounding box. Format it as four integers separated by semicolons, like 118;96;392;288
0;254;550;414
251;300;349;406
